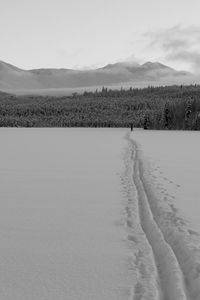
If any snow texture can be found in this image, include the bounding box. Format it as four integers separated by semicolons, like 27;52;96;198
0;128;132;300
127;130;200;300
0;128;200;300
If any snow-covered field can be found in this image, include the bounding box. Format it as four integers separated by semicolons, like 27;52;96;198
128;130;200;299
0;128;200;300
130;130;200;232
0;128;133;300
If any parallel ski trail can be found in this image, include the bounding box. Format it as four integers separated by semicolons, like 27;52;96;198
122;143;162;300
126;133;190;300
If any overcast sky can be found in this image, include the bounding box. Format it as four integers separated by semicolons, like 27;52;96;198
1;0;200;71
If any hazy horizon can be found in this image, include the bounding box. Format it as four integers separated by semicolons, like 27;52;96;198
1;0;200;73
0;58;185;72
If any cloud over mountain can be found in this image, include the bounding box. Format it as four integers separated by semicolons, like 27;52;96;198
145;25;200;72
0;59;193;94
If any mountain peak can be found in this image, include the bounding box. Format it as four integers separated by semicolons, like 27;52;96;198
0;59;192;92
102;61;139;69
141;61;174;70
0;60;23;72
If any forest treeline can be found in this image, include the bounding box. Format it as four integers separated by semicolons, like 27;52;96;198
0;85;200;129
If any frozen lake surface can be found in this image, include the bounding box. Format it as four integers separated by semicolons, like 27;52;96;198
131;130;200;233
0;128;132;300
129;130;200;300
0;128;200;300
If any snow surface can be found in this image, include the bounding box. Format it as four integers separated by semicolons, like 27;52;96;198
1;128;200;300
0;128;133;300
130;130;200;233
129;130;200;299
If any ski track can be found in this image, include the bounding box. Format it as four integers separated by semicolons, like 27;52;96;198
124;133;200;300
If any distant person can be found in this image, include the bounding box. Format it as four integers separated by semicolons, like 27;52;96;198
130;123;133;131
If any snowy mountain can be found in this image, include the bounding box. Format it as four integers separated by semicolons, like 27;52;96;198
0;60;191;91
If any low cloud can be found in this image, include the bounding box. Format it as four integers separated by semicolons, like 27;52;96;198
167;51;200;68
144;25;200;73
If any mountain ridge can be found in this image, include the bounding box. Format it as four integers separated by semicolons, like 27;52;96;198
0;60;192;92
